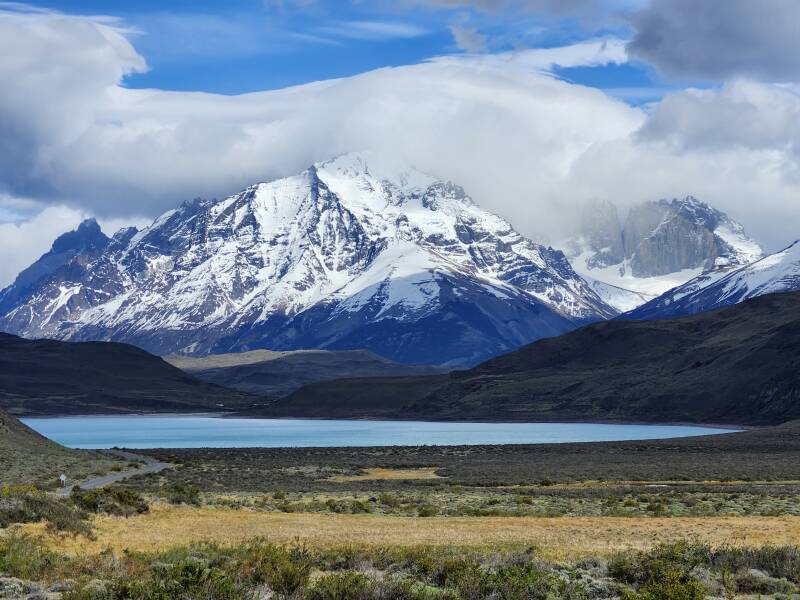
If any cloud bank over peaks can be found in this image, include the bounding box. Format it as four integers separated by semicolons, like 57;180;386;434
0;3;799;289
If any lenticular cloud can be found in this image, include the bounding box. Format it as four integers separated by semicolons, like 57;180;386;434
1;5;799;256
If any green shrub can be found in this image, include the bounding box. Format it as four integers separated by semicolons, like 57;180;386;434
621;573;706;600
472;564;569;600
734;569;796;595
0;486;92;536
128;556;245;599
610;542;710;586
70;486;149;517
0;531;62;580
349;500;371;514
711;546;800;583
165;482;201;506
417;505;439;517
379;493;400;508
306;571;375;600
235;540;312;596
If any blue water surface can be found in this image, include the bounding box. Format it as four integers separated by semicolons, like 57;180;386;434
21;416;740;449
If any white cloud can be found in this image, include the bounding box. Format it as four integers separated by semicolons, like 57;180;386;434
566;81;800;251
316;20;429;41
449;24;488;52
1;4;799;289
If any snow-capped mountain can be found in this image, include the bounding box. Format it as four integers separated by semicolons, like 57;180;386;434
624;240;800;321
0;154;615;366
563;196;763;310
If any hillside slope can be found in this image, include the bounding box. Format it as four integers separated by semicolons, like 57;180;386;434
0;333;254;416
167;349;447;397
263;292;800;425
0;408;123;485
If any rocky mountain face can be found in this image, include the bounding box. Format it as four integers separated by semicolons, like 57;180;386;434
625;240;800;321
564;196;763;310
0;154;615;366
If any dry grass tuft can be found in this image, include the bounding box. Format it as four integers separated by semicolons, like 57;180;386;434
26;505;800;561
329;467;444;482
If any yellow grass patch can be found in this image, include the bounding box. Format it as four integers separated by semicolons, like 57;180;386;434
330;467;443;482
31;506;800;561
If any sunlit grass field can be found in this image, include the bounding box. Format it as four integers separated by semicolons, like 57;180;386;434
23;503;800;561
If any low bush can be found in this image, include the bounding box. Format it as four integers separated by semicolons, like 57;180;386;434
0;531;62;580
609;541;710;586
165;482;201;506
70;486;149;517
0;485;91;536
417;505;438;517
710;546;800;583
307;571;375;600
621;574;706;600
235;540;312;595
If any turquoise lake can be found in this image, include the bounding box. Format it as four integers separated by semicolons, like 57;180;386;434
21;416;739;449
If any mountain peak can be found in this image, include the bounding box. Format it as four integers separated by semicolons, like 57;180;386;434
51;218;109;254
563;196;763;310
0;154;614;365
624;239;800;320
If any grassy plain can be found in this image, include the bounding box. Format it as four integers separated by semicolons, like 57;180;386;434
30;504;800;560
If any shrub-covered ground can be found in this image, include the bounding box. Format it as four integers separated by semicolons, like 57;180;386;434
2;533;800;599
131;422;800;492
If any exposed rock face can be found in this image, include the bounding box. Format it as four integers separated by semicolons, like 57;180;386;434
0;153;615;366
563;196;764;310
623;197;748;277
580;199;624;269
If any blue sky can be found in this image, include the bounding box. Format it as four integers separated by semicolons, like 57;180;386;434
32;0;662;98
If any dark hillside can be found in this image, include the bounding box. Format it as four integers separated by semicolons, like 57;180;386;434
0;333;255;416
260;292;800;426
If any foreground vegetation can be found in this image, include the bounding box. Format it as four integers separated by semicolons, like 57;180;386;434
3;531;800;599
6;424;800;597
5;526;800;598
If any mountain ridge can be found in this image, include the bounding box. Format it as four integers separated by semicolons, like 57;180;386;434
0;153;615;366
564;196;763;309
624;240;800;320
167;348;448;397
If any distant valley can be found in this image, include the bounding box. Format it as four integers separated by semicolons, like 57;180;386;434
166;349;447;397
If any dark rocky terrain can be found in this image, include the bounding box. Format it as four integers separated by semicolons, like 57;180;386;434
167;348;447;397
258;291;800;425
0;333;255;416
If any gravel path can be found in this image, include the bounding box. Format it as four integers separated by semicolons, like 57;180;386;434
56;450;172;497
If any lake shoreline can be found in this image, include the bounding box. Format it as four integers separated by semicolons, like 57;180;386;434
20;411;753;431
21;415;742;450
